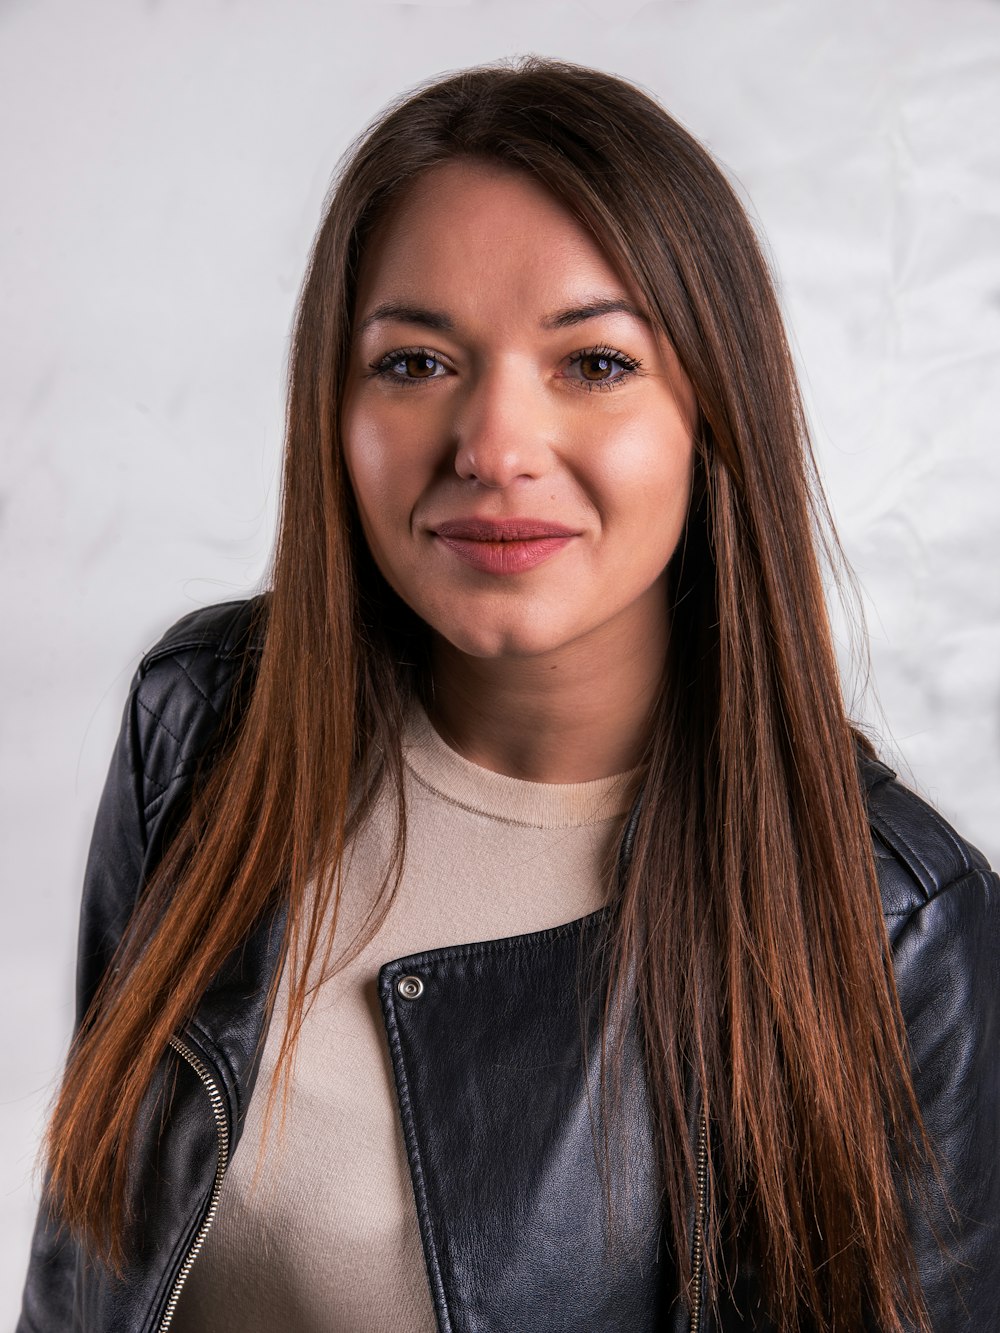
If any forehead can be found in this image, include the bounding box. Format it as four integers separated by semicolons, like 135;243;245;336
353;159;635;319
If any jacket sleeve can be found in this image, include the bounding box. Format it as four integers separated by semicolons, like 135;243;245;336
890;864;1000;1329
18;597;262;1333
76;672;152;1029
19;669;151;1332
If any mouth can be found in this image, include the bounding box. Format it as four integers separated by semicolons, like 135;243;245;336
433;518;577;541
431;518;577;575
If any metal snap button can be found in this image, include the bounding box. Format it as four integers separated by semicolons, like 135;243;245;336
397;974;424;1000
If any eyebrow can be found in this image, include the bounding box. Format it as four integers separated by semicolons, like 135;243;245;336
540;298;650;330
357;302;455;334
356;296;649;336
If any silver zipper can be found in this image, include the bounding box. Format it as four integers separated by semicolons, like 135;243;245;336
689;1113;709;1333
157;1036;231;1332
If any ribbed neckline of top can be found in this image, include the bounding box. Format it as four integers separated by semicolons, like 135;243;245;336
402;704;639;829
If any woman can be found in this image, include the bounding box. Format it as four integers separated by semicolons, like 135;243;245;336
20;59;999;1333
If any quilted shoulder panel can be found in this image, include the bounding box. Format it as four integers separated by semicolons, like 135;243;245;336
133;597;266;826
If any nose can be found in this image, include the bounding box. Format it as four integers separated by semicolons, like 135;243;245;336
452;363;553;488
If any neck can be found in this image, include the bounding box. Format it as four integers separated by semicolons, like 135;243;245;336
426;612;666;784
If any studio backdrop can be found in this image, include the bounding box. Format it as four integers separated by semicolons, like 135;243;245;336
2;0;998;1318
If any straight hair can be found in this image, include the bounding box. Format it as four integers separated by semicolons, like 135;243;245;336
46;58;928;1331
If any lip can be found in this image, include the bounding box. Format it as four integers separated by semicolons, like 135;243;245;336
434;518;577;540
431;517;578;576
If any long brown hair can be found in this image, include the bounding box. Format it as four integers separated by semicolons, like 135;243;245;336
46;59;928;1330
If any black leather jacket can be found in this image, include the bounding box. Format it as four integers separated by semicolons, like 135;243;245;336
19;598;1000;1332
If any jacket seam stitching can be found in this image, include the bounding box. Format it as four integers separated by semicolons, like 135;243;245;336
142;747;232;813
143;792;166;823
140;776;171;817
137;696;185;745
167;654;223;712
141;749;230;816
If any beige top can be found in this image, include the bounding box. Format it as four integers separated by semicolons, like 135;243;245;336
173;706;634;1333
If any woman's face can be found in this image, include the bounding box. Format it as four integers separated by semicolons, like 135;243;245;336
342;159;697;665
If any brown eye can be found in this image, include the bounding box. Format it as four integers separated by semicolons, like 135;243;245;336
370;348;449;384
403;354;439;379
564;347;640;390
578;354;615;382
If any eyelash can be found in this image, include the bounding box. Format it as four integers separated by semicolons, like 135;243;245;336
368;346;447;387
565;345;642;392
367;345;642;391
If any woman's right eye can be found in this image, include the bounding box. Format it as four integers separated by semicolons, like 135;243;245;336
369;349;448;383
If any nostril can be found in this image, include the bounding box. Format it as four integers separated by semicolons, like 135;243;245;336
454;440;546;489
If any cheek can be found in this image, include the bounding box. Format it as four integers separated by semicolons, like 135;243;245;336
594;413;695;551
343;408;420;544
343;409;389;515
343;385;451;511
341;410;448;619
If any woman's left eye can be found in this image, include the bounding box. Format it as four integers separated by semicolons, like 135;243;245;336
564;347;641;390
369;348;449;383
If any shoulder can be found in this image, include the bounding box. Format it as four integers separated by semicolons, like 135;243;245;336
135;594;267;700
70;597;269;1023
859;759;1000;1322
139;594;267;673
858;751;995;933
128;595;268;827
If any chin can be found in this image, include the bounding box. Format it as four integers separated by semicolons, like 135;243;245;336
433;612;573;661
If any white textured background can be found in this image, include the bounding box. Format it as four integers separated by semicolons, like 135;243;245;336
2;0;998;1317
